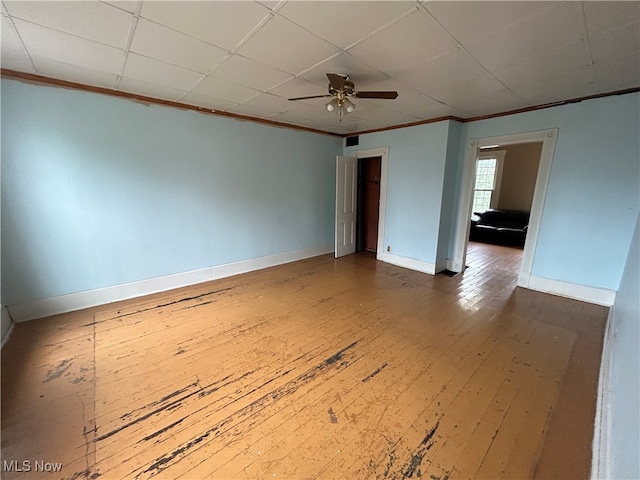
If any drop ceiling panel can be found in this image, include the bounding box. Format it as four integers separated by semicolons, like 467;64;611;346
492;40;592;88
1;1;637;136
349;105;421;125
237;15;341;75
139;1;271;51
384;89;468;119
118;76;185;102
347;8;459;76
594;52;640;92
464;2;588;72
423;1;558;45
130;19;230;74
209;55;293;92
4;1;133;49
277;1;416;49
122;53;204;91
234;92;297;114
266;112;315;127
1;14;36;73
401;48;488;94
102;2;139;14
425;72;511;106
450;88;529;117
191;75;261;104
178;91;239;112
31;56;119;90
509;66;599;105
583;1;640;35
228;93;295;118
256;1;282;11
589;22;640;64
13;19;126;75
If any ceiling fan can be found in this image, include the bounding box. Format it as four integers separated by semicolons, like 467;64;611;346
288;73;398;117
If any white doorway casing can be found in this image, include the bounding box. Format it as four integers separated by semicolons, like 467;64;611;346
334;146;389;260
351;147;389;261
451;129;559;287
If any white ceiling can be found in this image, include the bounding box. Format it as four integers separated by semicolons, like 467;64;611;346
2;1;639;135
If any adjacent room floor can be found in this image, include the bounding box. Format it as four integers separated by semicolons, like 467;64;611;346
1;243;608;479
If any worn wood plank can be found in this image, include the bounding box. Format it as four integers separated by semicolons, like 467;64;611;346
1;243;607;479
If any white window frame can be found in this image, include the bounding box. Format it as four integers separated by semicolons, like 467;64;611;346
472;150;505;213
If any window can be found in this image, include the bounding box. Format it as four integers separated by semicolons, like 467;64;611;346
472;151;505;214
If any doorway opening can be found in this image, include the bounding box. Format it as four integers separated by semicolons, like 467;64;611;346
335;146;389;260
451;129;558;288
356;156;382;253
466;142;543;276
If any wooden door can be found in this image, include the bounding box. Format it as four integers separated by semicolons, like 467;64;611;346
359;156;381;252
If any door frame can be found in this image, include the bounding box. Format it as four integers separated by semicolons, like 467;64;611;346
451;129;558;287
348;146;389;260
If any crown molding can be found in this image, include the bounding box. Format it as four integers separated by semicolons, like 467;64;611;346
3;69;638;138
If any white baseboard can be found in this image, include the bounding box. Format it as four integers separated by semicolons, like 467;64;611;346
8;245;333;323
591;309;615;479
526;275;616;306
1;305;15;348
379;251;436;275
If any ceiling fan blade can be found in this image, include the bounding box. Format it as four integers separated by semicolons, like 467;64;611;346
353;91;399;99
326;73;346;91
288;94;331;101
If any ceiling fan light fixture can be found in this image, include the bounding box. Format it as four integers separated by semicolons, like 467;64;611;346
344;98;355;113
291;73;396;122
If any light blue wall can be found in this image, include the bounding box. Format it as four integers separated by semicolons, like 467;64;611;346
344;93;639;291
3;78;638;308
607;212;640;479
0;145;10;342
344;120;452;265
1;79;342;305
436;121;462;270
457;93;640;291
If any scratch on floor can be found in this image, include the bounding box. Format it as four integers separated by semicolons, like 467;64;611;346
328;407;338;423
400;418;441;479
44;358;73;383
135;340;359;479
362;363;389;383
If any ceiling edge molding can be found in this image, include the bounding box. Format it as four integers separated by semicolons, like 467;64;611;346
346;86;640;137
0;69;343;138
2;69;638;138
463;87;640;124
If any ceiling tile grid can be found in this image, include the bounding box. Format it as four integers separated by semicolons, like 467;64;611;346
4;0;134;49
1;1;638;135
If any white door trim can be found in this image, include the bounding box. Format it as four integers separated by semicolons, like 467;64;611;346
451;129;558;287
350;146;389;261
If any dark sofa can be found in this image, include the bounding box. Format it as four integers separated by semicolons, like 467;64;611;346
470;209;530;247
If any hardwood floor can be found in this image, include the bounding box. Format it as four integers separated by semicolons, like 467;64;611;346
1;243;608;479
